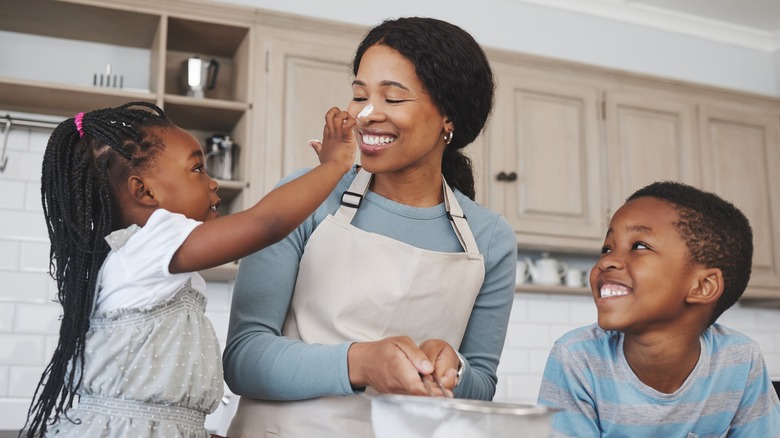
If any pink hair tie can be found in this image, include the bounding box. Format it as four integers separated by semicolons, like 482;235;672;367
74;112;85;138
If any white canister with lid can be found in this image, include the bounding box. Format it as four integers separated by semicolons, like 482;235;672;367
565;268;586;288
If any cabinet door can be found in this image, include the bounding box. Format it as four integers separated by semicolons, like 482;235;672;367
489;66;604;250
259;31;358;193
605;88;699;215
699;103;780;292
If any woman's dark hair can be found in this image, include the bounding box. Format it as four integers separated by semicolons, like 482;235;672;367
627;181;753;325
23;101;173;437
352;17;495;200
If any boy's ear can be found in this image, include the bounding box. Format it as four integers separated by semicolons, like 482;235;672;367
686;268;724;305
127;175;158;207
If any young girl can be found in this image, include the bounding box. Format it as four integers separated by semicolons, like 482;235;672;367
22;101;356;437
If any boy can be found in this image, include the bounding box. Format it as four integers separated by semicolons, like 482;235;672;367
537;181;780;437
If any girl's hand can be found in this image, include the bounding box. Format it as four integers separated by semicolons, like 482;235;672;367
308;107;356;174
347;336;435;396
419;339;460;394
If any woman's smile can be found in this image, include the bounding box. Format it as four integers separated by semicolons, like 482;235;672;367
358;129;397;155
348;44;450;175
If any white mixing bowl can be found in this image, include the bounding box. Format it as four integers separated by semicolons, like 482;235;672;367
369;394;554;438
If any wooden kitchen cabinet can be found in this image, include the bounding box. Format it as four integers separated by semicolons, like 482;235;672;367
604;87;700;215
0;0;159;115
253;25;361;196
162;16;254;217
485;60;699;253
483;51;780;299
0;0;254;216
604;89;780;300
485;61;605;252
0;0;255;280
698;101;780;296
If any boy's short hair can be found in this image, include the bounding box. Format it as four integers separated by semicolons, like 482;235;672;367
627;181;753;325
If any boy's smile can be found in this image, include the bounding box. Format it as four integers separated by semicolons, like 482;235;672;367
598;282;631;298
590;197;701;334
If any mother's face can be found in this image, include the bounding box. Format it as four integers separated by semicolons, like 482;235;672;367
349;44;453;176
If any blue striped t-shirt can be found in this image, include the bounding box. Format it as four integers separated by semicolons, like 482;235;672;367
537;323;780;437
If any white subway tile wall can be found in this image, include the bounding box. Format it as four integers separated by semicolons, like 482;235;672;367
1;123;780;430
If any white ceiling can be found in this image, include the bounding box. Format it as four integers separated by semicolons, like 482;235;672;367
511;0;780;52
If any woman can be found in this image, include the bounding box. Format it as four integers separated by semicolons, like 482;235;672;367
223;17;517;437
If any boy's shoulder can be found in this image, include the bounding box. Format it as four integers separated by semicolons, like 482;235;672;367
556;323;607;341
545;324;623;380
708;322;749;337
706;323;762;350
553;323;618;351
554;322;756;344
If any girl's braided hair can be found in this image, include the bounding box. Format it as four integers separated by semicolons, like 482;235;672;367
23;101;173;437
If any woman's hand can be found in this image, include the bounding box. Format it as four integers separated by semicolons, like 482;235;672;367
419;339;460;394
347;336;436;396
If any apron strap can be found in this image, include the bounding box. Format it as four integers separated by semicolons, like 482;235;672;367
442;176;480;256
334;168;480;256
334;168;372;224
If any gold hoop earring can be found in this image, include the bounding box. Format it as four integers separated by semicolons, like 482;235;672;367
444;131;454;145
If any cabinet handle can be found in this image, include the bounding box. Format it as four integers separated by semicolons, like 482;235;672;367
495;171;517;182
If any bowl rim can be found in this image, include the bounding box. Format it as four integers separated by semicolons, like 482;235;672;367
366;393;555;416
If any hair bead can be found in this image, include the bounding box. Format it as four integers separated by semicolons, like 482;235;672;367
74;112;85;138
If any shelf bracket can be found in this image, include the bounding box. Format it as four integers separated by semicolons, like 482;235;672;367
0;116;10;172
1;115;62;172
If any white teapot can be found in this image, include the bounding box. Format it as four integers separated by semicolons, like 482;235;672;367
525;253;568;286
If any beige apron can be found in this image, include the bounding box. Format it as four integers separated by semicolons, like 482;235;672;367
228;169;485;438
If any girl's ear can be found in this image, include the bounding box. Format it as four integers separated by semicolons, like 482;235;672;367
127;175;158;207
686;268;724;305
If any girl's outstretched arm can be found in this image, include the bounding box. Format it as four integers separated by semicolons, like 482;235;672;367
169;107;356;273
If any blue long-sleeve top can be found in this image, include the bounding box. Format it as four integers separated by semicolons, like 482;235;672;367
223;166;517;401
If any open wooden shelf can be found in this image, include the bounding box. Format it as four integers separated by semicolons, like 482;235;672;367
515;283;590;296
0;77;155;118
1;0;255;216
